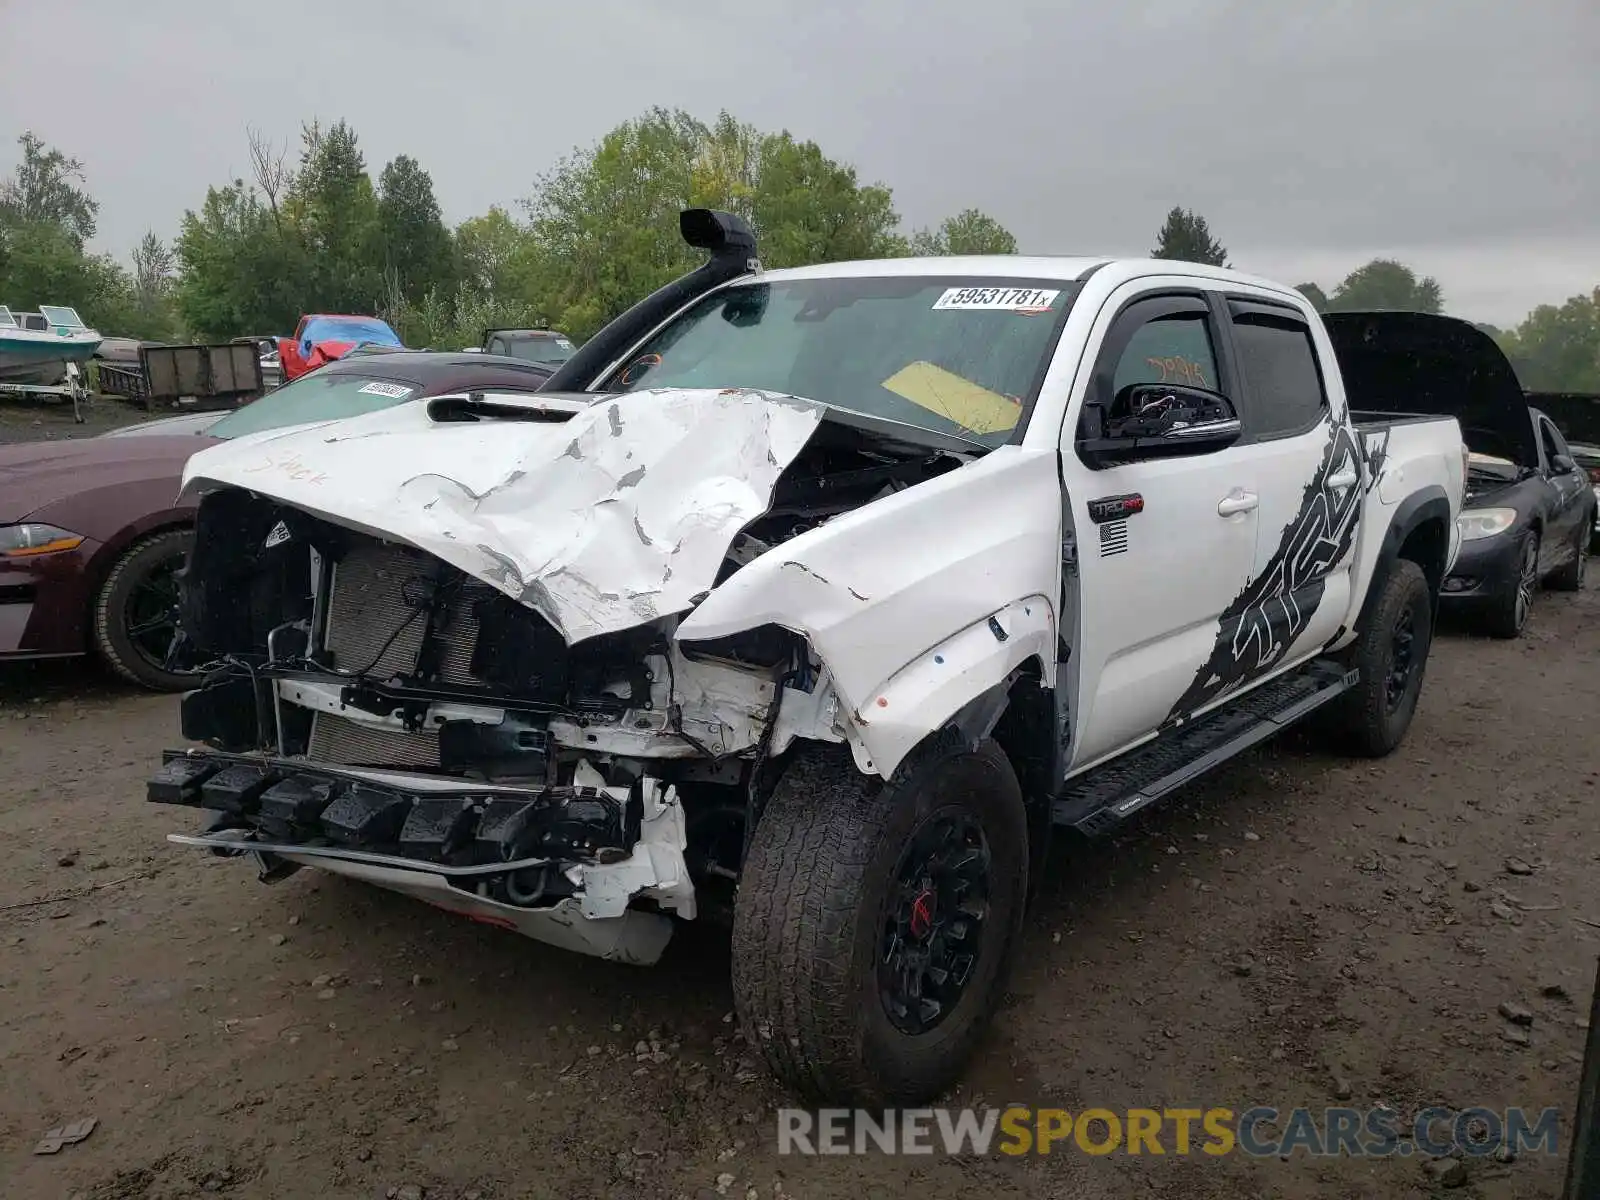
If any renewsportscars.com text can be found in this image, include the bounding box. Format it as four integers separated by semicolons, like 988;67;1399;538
776;1106;1562;1158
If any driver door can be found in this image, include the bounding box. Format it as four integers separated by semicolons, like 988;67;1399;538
1060;289;1261;769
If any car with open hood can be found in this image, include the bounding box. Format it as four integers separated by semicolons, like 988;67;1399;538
0;352;556;688
150;209;1469;1104
1325;313;1595;638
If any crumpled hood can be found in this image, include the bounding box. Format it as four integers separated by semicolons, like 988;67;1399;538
181;388;824;643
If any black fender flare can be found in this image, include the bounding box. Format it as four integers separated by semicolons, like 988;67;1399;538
936;658;1058;903
1348;484;1452;641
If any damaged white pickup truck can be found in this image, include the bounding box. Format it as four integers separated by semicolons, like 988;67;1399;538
149;210;1469;1103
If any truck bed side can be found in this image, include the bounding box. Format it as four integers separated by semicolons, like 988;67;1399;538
1336;411;1465;651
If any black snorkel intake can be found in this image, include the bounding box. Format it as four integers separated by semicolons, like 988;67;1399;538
540;209;760;393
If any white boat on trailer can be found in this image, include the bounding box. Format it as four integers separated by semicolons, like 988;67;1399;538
0;304;103;382
0;305;101;422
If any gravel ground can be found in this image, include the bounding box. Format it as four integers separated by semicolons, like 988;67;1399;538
0;395;193;443
1;555;1596;1198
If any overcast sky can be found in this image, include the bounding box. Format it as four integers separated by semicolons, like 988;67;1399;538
1;0;1594;326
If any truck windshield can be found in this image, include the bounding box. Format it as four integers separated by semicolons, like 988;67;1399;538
605;276;1078;447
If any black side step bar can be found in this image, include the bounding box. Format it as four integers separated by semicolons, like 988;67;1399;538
1053;660;1357;836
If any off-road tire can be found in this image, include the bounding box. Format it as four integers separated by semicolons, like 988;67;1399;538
1484;530;1539;639
93;528;196;691
1321;559;1433;758
1546;526;1587;592
731;737;1028;1105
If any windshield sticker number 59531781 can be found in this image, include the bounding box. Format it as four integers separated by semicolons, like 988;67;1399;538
357;381;414;399
933;287;1060;314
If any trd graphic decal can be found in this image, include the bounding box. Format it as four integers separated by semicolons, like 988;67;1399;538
1088;493;1145;524
1166;421;1384;721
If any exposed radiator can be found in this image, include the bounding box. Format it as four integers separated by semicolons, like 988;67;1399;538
308;712;441;768
312;541;493;768
322;541;495;683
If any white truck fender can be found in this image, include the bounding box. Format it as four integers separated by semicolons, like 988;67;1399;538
675;445;1063;776
838;597;1055;776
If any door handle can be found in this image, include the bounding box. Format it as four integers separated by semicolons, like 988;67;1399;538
1217;491;1259;516
1328;467;1359;489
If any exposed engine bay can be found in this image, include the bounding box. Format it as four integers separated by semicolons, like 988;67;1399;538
149;397;970;961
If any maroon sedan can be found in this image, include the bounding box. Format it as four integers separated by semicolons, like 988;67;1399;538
0;351;555;689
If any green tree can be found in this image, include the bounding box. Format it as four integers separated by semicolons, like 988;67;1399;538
1497;288;1600;392
908;208;1017;256
131;232;174;305
1325;259;1443;314
520;107;708;339
454;206;532;297
1295;282;1329;312
179;121;393;339
287;120;382;312
176;178;311;337
0;132;180;339
0;219;132;331
1150;207;1228;266
689;112;761;219
748;131;903;267
516;108;917;339
385;281;546;351
124;231;182;339
0;132;99;248
377;154;454;304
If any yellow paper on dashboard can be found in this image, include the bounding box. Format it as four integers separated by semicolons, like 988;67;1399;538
880;361;1020;436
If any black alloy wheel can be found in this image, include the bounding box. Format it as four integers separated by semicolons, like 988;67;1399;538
879;813;992;1036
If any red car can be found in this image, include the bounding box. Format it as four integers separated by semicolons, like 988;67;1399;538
0;351;554;689
278;314;404;381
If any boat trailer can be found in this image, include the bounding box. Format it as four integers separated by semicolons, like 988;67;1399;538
0;360;90;423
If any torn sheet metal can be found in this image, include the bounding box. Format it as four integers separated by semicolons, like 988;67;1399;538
678;444;1063;774
182;388;824;644
567;778;695;920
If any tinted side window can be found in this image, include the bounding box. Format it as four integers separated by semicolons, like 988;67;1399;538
1231;313;1327;438
1539;419;1566;464
1112;313;1219;393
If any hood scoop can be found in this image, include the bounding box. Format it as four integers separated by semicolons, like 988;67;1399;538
426;393;590;424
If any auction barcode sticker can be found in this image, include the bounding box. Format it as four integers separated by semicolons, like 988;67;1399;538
357;381;414;398
933;287;1060;313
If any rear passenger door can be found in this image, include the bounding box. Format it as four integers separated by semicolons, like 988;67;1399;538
1537;416;1587;564
1208;296;1365;693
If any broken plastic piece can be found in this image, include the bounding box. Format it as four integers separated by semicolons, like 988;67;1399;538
33;1117;96;1155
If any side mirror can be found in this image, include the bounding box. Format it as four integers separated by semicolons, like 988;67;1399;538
1079;383;1242;467
1552;454;1577;476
